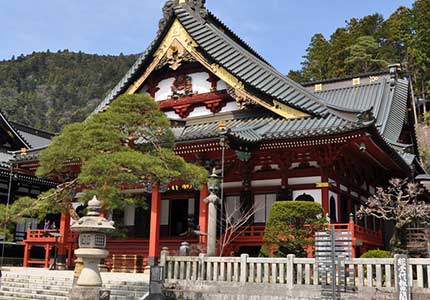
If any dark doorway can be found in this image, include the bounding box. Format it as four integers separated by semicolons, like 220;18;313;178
340;193;349;223
134;206;150;238
329;196;337;222
170;200;189;236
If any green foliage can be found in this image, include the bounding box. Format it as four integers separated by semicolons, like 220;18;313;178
345;36;388;74
291;1;430;108
1;94;208;236
260;201;326;257
0;51;137;132
360;249;391;258
301;34;331;81
424;112;430;126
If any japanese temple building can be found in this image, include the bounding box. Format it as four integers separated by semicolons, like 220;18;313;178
0;111;56;243
8;0;427;268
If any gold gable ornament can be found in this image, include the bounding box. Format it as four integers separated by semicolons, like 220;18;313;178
125;19;309;120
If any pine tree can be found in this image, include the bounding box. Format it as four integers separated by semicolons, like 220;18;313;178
0;94;208;235
301;34;331;81
344;36;388;74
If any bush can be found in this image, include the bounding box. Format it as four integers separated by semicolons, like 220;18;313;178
260;201;325;257
424;112;430;126
360;249;391;258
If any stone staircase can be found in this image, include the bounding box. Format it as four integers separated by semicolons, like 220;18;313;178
0;271;72;300
0;268;149;300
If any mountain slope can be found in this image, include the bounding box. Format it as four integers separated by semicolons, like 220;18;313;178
0;51;138;132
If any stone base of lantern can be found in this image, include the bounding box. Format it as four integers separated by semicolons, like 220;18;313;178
69;286;111;300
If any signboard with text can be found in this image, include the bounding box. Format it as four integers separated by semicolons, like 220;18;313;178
395;255;410;300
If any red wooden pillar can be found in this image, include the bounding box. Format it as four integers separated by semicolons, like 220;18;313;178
321;186;329;215
349;216;357;258
44;244;51;268
199;184;209;244
321;170;329;216
58;210;70;256
23;242;30;267
148;185;161;259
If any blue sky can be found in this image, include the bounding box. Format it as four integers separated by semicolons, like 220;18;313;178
0;0;414;72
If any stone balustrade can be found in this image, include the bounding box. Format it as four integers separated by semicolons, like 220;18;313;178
160;249;430;290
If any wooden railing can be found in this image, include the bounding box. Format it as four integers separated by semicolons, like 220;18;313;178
228;225;265;243
25;229;79;243
160;251;430;289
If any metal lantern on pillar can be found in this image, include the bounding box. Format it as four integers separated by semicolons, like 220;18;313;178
204;169;220;256
207;168;221;195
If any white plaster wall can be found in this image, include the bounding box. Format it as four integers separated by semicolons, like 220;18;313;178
124;205;136;226
254;194;276;223
165;111;181;120
217;79;228;90
139;84;150;96
189;72;211;94
225;196;241;223
223;181;242;189
188;106;213;118
251;179;281;188
220;101;239;113
188;198;195;215
161;199;170;226
155;78;175;101
329;191;338;222
288;176;322;185
293;189;322;205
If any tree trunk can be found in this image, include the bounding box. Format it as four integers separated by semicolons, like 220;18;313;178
390;225;406;254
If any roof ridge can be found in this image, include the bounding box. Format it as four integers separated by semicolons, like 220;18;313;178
302;70;390;86
314;81;383;93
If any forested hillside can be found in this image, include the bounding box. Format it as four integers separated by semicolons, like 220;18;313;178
0;51;137;132
289;0;430;119
289;0;430;172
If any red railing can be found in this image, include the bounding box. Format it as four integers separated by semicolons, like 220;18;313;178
25;229;79;243
231;225;265;243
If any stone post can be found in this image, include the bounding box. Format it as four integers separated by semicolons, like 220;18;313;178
159;247;169;268
240;254;249;283
287;254;295;289
205;193;218;256
198;253;207;281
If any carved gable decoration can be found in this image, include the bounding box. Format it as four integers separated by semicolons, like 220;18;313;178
124;18;308;120
171;74;193;98
157;40;196;71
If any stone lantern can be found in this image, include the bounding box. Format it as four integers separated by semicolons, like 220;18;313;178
70;196;115;300
205;169;220;256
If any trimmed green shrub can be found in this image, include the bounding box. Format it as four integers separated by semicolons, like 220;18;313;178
360;249;391;258
260;201;326;257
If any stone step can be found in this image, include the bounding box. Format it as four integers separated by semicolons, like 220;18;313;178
106;284;148;290
1;286;70;296
0;280;72;288
0;290;69;300
109;289;147;297
1;282;72;291
3;274;73;281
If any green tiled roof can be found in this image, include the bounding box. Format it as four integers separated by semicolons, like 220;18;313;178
309;75;409;144
173;112;369;143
